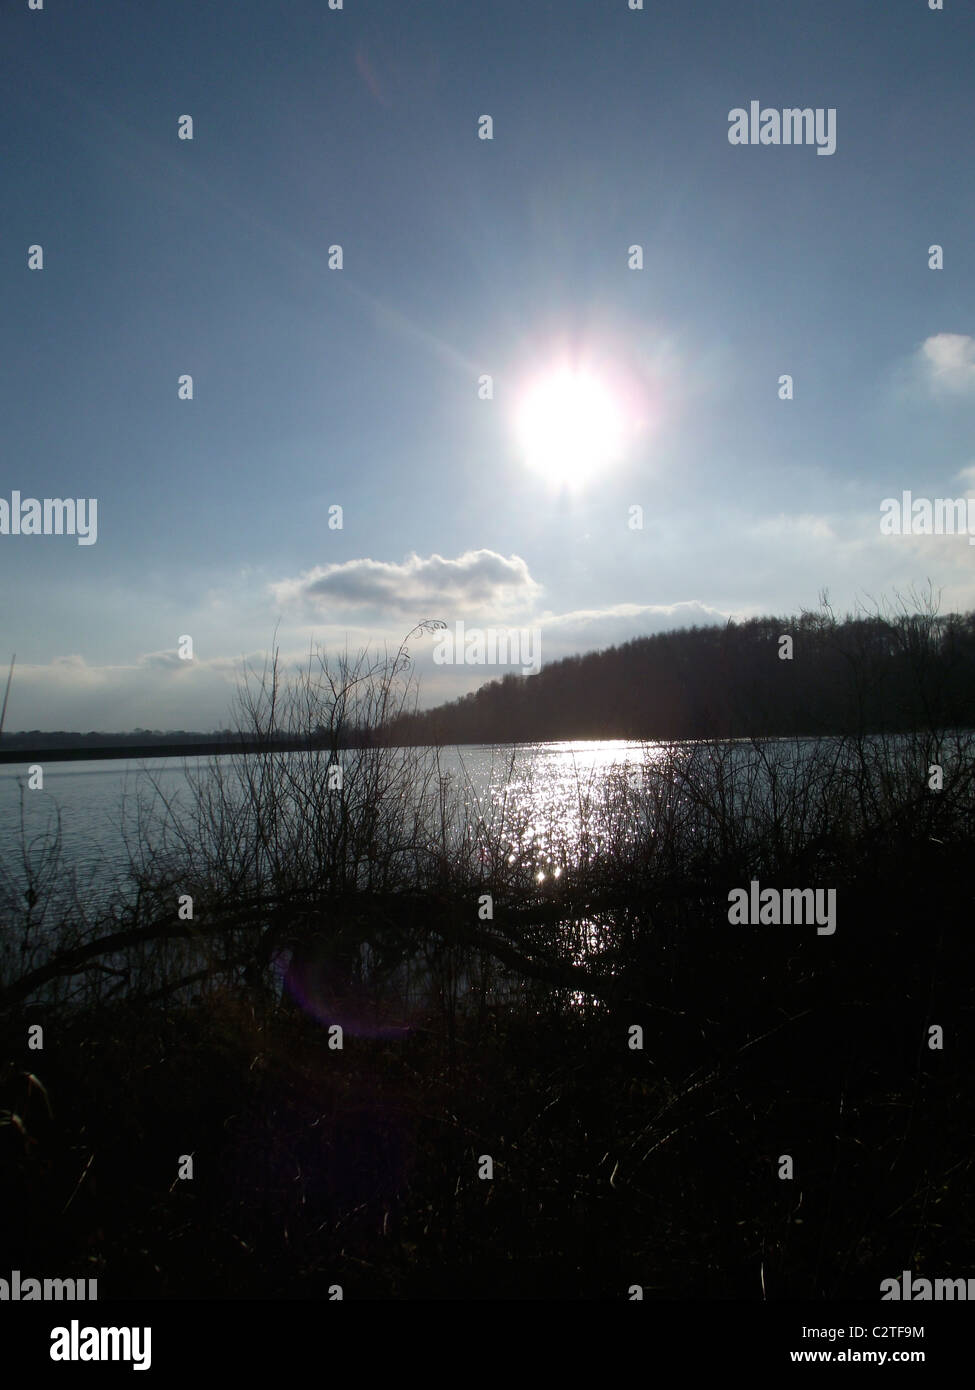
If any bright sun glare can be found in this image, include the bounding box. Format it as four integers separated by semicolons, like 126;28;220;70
515;368;626;488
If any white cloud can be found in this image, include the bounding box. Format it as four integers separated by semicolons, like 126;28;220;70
534;600;729;653
916;333;975;395
1;651;249;733
270;549;542;617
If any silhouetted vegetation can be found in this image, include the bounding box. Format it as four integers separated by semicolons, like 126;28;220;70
385;590;975;745
1;597;973;1297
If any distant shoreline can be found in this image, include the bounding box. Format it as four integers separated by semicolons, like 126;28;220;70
0;737;341;765
2;727;970;766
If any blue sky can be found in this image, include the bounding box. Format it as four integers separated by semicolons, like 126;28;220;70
2;0;973;731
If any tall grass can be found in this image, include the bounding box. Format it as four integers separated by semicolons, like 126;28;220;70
1;601;973;1296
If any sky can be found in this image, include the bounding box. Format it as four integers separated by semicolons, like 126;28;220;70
1;0;973;732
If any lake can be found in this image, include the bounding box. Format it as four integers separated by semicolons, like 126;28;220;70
1;729;955;915
0;741;657;902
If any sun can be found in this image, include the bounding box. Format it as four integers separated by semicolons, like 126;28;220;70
514;367;626;488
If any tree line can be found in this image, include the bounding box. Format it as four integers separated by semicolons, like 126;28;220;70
381;602;975;744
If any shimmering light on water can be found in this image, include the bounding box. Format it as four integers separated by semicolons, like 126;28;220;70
0;742;662;899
